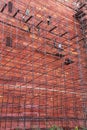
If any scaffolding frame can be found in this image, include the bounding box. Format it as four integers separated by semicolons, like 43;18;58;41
0;0;87;129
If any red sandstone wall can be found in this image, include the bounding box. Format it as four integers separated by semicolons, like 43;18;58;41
0;0;86;129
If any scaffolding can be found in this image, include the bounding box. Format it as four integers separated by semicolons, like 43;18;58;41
0;0;87;129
